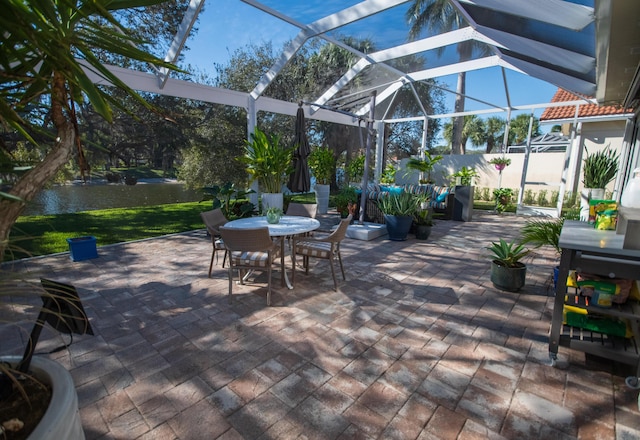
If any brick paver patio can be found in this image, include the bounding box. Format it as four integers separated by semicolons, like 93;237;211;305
4;212;639;439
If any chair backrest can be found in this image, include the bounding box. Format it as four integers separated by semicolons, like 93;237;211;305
200;209;228;234
219;227;274;252
325;215;352;242
286;203;318;218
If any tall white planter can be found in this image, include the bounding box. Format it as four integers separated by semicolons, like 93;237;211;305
261;193;283;212
3;356;84;440
314;184;330;214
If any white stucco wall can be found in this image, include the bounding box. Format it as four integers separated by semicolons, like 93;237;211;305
396;119;628;200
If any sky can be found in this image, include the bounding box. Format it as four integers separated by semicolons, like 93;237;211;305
181;1;559;132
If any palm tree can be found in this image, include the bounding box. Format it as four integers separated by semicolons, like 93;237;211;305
0;0;178;261
484;116;506;153
406;0;490;155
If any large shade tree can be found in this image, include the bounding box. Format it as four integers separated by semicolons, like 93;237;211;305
0;0;179;261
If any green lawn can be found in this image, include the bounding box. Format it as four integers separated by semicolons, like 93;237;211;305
6;195;545;261
8;202;209;261
6;194;320;261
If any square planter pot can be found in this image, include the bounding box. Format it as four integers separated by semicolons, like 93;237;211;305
66;236;98;261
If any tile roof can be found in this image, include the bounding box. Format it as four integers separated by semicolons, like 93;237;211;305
540;89;630;121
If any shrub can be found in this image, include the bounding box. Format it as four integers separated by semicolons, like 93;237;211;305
523;189;535;205
536;189;548;206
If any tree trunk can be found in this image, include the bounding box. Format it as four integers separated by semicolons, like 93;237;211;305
0;71;75;262
451;72;466;155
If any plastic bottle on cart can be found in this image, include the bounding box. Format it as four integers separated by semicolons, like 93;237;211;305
620;168;640;208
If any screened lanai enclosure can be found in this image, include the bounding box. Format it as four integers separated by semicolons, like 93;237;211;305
86;0;640;215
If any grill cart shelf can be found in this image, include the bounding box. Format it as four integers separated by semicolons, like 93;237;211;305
549;221;640;388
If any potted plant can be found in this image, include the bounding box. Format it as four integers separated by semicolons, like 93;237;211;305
346;154;366;185
265;206;282;224
413;205;434;240
488;239;530;291
380;163;397;185
335;186;358;218
378;191;421;241
582;146;619;195
308;147;335;214
450;166;479;186
520;217;564;288
405;152;443;184
449;166;478;221
1;277;91;439
239;127;294;211
580;146;619;220
493;188;514;214
489;156;511;171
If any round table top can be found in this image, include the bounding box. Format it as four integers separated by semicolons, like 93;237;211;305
224;215;320;236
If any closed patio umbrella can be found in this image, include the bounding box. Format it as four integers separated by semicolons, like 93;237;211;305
288;104;311;193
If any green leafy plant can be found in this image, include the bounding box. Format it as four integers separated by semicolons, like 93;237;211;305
239;127;294;193
202;182;255;218
380;163;397;185
405;152;443;184
413;207;434;226
520;217;564;256
536;189;548;207
489;157;511;167
523;189;535;205
582;146;619;189
346;155;366;183
378;192;422;216
450;166;479;186
487;239;530;268
493;188;514;213
308;147;335;185
335;186;358;215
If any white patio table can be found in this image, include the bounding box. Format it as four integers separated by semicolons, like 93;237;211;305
223;215;320;289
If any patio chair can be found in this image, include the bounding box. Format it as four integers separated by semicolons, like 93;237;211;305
219;226;281;306
292;215;351;291
200;209;228;276
286;202;318;218
285;202;318;246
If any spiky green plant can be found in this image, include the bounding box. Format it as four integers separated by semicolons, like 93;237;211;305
582;146;619;188
378;191;422;216
520;218;564;255
487;239;529;267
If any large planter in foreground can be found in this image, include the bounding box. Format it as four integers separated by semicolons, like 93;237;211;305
490;261;526;292
384;214;413;241
3;356;84;440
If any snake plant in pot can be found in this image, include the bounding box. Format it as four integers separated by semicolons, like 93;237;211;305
488;239;530;292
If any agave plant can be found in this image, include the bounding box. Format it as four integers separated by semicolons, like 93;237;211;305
487;239;530;268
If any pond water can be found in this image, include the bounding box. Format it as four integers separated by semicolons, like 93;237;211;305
23;181;203;216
